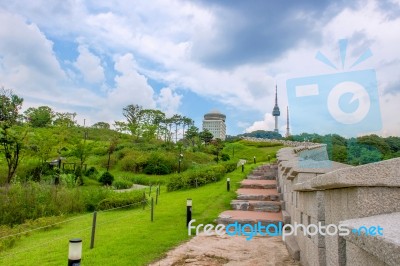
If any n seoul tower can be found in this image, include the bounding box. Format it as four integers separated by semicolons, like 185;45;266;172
272;85;280;133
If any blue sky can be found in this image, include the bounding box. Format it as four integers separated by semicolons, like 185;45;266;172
0;0;399;136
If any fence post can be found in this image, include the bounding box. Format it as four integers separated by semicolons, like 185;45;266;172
90;211;97;249
156;187;159;205
142;191;146;210
151;197;154;222
149;184;152;196
158;184;160;195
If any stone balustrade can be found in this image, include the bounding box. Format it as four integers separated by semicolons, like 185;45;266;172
275;145;400;266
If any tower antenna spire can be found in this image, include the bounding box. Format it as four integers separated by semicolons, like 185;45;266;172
272;84;280;133
286;106;290;138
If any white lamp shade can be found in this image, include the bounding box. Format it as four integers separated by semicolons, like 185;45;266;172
68;239;82;260
186;198;192;207
227;178;230;181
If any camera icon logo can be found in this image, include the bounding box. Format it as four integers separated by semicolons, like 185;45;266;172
286;39;382;137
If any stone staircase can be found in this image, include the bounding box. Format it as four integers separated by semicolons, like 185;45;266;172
218;164;284;228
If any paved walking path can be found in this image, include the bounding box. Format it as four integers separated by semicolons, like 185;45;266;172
149;164;297;266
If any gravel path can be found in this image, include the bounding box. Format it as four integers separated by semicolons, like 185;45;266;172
149;233;299;266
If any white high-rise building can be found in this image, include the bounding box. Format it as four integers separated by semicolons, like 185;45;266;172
202;110;226;140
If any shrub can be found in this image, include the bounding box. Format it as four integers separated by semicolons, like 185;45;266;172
221;161;237;173
166;163;234;191
97;190;143;210
81;186;111;212
0;183;85;226
221;153;230;161
99;172;114;186
143;152;174;175
112;179;133;189
85;166;98;177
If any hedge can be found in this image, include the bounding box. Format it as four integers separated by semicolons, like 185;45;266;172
166;162;237;191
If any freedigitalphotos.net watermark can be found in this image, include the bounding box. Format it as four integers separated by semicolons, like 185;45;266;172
188;220;384;241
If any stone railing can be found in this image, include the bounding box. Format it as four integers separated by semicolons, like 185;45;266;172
241;137;317;147
276;145;400;266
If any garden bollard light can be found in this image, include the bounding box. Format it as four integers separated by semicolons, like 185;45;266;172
68;238;82;266
186;198;192;227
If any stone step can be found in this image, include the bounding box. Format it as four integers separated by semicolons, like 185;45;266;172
246;174;276;180
240;179;277;189
251;170;269;176
252;168;277;175
217;210;283;227
236;188;280;201
231;200;281;212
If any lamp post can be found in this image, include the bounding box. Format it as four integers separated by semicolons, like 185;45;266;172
241;162;244;172
186;198;192;227
227;178;230;192
253;156;256;164
178;153;183;173
68;238;82;266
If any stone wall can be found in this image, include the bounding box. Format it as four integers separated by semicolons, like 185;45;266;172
276;145;400;266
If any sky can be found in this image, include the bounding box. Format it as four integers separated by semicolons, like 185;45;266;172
0;0;399;137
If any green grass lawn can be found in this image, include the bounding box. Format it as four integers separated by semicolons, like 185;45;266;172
0;144;282;266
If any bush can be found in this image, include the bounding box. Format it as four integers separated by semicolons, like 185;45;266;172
221;161;237;173
112;179;133;189
221;153;230;161
118;152;148;172
166;163;235;191
99;172;114;186
97;190;143;210
0;183;85;226
143;152;174;175
85;166;98;177
81;186;111;212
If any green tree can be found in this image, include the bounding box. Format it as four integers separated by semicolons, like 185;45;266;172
92;122;110;129
114;121;129;133
185;125;199;147
357;134;390;157
123;104;143;139
211;138;224;163
53;112;76;127
0;126;27;183
181;116;194;139
0;87;23;125
70;138;94;182
171;114;182;143
0;88;25;183
27;128;59;179
140;109;165;140
24;106;54;127
199;129;213;145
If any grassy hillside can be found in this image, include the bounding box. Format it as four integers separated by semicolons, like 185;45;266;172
0;141;283;265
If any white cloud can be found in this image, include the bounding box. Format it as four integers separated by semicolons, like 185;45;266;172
74;45;105;83
1;1;400;136
245;113;276;133
0;12;66;95
108;53;155;109
156;87;182;116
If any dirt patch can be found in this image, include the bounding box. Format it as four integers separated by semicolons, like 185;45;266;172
149;233;299;266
